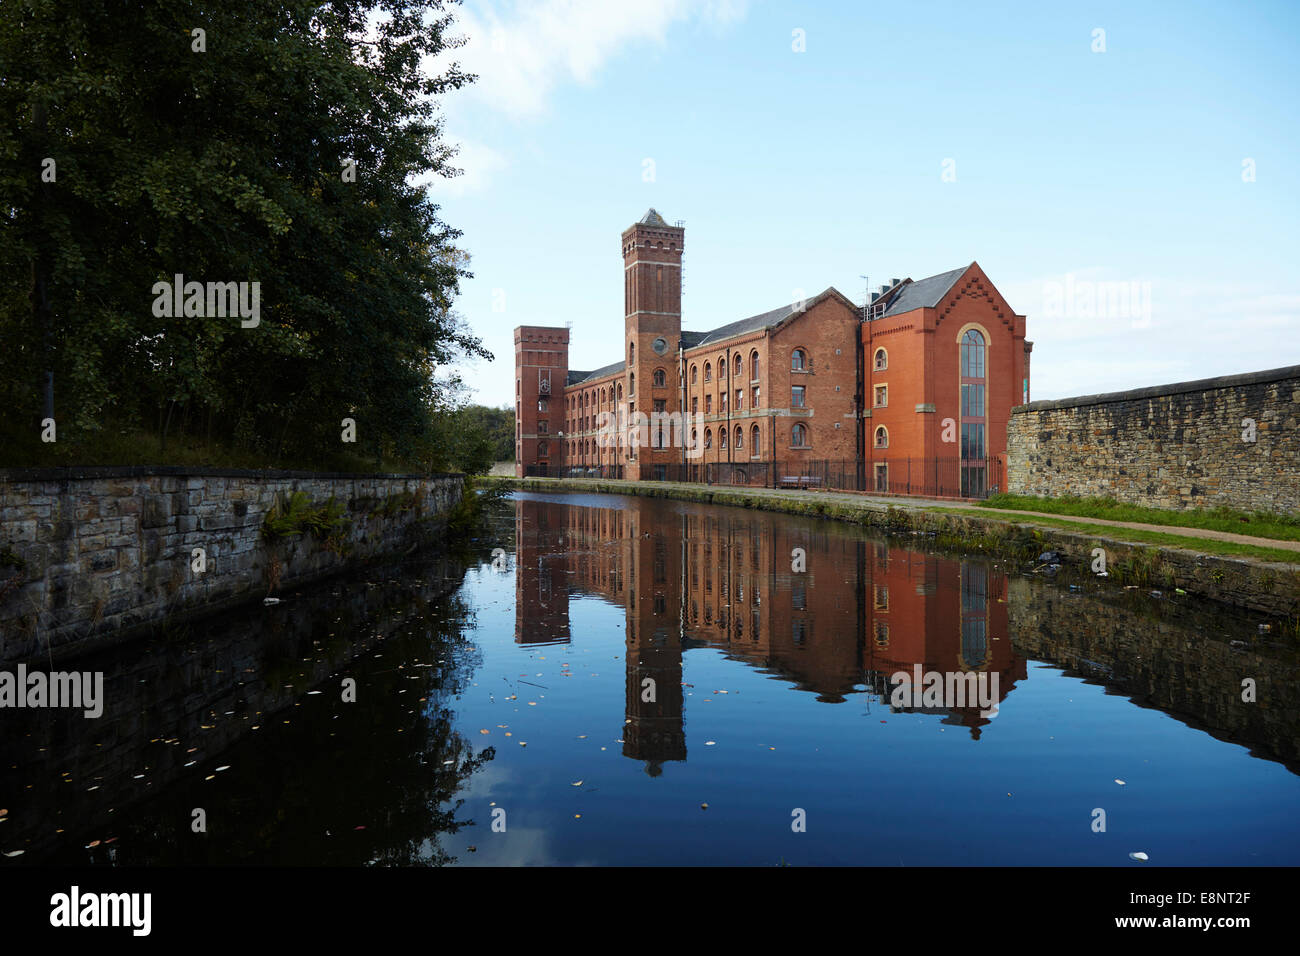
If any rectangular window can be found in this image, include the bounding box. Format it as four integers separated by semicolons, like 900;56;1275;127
706;395;713;413
752;386;760;407
791;385;805;408
961;423;986;459
537;420;548;434
692;397;698;414
736;389;743;410
961;384;985;418
538;397;549;412
874;385;888;407
720;392;727;412
653;399;666;413
874;463;888;493
874;585;889;610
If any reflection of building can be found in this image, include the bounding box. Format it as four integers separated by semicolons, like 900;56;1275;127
513;500;570;645
512;496;1028;770
515;211;1031;492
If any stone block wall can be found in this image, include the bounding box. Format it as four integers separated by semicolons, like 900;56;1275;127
1007;365;1300;513
0;468;463;660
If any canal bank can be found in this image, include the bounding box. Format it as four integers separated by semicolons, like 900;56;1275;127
0;468;468;662
488;477;1300;621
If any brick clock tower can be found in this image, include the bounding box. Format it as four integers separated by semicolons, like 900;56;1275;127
621;209;685;479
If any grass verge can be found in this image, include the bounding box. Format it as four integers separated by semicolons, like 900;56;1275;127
979;493;1300;543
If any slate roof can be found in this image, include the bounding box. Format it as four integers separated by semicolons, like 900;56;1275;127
567;360;625;386
684;288;846;349
879;266;969;317
639;208;669;226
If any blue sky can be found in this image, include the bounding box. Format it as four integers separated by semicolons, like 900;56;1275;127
424;0;1300;405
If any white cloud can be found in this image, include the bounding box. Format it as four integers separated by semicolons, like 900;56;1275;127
420;138;508;197
442;0;749;118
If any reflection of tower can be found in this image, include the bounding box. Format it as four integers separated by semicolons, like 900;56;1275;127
622;517;686;769
514;500;571;645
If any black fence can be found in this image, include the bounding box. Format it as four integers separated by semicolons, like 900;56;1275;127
645;457;1002;499
560;464;625;480
534;457;1002;498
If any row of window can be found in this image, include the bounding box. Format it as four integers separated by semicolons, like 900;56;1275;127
562;422;813;457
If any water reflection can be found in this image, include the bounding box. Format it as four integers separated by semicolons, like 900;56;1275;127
3;491;1297;867
512;492;1297;772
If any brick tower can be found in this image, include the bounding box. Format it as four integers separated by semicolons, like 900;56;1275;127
621;209;685;479
514;325;569;476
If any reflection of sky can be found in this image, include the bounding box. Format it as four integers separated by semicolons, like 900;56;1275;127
438;498;1300;866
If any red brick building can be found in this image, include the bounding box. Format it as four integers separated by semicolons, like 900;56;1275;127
515;210;1030;496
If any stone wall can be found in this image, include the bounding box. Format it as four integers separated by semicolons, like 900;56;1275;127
0;468;463;661
1007;365;1300;513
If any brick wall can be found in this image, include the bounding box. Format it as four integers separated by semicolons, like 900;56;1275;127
1007;366;1300;513
0;468;463;659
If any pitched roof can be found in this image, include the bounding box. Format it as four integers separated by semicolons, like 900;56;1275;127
687;288;847;348
567;360;625;386
879;266;969;317
639;208;669;226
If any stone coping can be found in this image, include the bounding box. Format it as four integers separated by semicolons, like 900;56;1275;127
1013;364;1300;414
0;466;463;482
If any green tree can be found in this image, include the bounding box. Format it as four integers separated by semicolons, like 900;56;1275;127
0;0;488;469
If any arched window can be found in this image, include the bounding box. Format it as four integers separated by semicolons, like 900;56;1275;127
874;348;887;371
718;355;727;377
791;423;808;447
616;382;623;401
704;428;713;449
734;355;743;378
600;388;605;404
874;426;888;449
629;341;635;363
751;424;760;450
720;428;728;449
751;350;759;380
691;428;698;449
791;349;806;371
691;364;698;385
652;368;666;387
704;362;712;382
629;372;635;394
961;329;985;378
735;425;743;448
538;440;548;457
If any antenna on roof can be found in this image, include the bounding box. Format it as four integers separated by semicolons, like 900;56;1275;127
859;275;869;321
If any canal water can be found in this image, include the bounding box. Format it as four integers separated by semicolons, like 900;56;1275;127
3;490;1298;866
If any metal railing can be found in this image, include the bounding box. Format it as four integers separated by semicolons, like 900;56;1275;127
537;457;1002;499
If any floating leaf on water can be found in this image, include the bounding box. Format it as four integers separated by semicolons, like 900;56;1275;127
705;741;716;746
479;729;490;735
572;780;583;787
1129;851;1149;862
1115;779;1126;786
